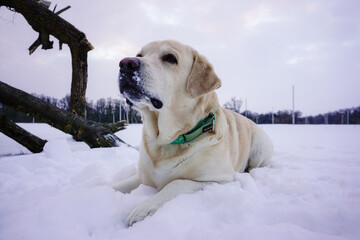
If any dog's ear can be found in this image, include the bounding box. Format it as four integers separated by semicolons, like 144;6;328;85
186;50;222;98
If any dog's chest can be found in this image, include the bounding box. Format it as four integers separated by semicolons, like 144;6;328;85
139;135;221;189
141;147;198;189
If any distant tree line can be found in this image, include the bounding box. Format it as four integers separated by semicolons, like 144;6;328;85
1;94;359;124
223;97;360;124
242;108;360;124
0;94;141;124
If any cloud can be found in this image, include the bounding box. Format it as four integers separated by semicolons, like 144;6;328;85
139;2;182;26
0;0;359;115
243;5;282;31
91;41;137;61
284;43;320;65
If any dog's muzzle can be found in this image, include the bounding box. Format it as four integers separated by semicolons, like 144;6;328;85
119;57;142;96
119;57;163;109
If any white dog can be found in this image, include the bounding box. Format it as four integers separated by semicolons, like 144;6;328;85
114;40;273;226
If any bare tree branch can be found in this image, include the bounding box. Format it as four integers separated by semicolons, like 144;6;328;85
0;81;127;149
0;114;47;153
0;0;93;117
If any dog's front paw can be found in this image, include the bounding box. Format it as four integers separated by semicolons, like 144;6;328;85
127;202;158;226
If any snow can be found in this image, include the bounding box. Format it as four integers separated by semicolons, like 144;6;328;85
0;123;360;240
132;71;141;83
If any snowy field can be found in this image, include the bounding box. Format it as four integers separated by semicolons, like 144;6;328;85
0;123;360;240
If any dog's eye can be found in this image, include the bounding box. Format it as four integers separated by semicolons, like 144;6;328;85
136;54;143;57
162;54;178;64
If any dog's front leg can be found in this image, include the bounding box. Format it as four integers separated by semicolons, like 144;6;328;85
127;179;209;226
112;174;140;193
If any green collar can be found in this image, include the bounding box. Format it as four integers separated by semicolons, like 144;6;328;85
171;110;216;144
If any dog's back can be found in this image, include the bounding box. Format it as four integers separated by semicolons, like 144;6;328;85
222;108;273;172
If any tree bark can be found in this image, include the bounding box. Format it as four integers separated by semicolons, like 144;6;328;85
0;0;93;117
0;81;127;149
69;46;88;116
0;114;47;153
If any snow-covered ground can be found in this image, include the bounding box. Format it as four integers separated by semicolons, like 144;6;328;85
0;123;359;240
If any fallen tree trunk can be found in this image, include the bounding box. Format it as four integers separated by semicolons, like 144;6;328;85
0;114;47;153
0;0;93;117
0;81;127;149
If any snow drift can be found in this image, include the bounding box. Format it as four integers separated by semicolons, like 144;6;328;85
0;124;359;240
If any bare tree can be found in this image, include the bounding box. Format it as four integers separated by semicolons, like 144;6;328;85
1;0;92;116
0;0;128;152
0;81;127;149
0;114;47;153
223;97;243;114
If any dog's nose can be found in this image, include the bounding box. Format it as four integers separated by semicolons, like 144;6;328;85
119;57;140;72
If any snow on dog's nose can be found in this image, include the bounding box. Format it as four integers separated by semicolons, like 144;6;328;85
118;57;163;110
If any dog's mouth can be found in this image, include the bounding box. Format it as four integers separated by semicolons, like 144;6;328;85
119;72;163;110
120;79;143;100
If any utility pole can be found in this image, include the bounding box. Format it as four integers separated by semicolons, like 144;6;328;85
292;85;295;125
126;108;129;123
245;98;248;118
272;107;274;124
119;100;122;121
325;113;328;124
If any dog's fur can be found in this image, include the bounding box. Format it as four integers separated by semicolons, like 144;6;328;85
114;40;273;226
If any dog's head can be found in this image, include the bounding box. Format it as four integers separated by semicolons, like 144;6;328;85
119;40;221;143
119;40;221;111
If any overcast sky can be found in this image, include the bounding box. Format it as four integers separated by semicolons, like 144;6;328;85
1;0;359;115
